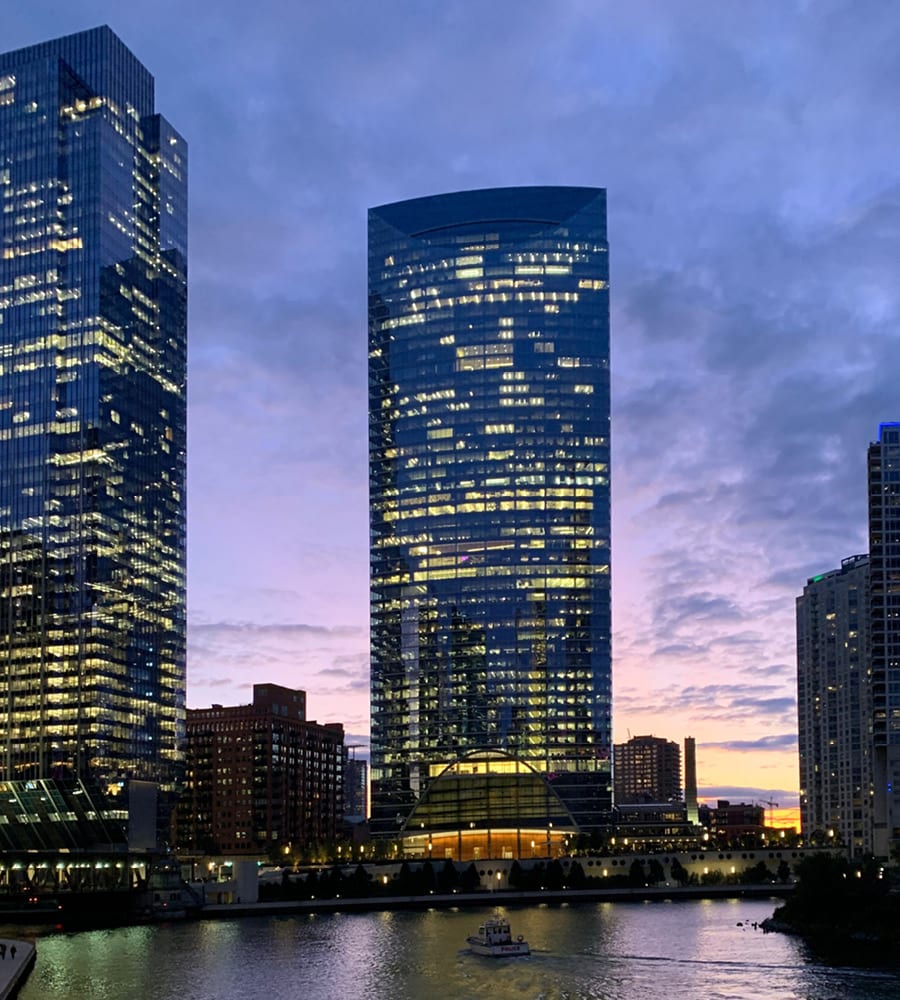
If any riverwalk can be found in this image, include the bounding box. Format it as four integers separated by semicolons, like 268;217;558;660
0;939;34;999
199;881;793;919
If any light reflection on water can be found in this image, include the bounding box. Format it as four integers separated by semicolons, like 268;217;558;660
13;898;900;1000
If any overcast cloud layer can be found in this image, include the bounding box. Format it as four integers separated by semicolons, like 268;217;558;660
10;0;900;815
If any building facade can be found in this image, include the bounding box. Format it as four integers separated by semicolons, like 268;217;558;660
368;187;612;852
175;685;344;858
703;800;766;841
868;423;900;855
0;29;187;806
344;754;368;823
796;555;873;856
683;736;699;824
613;734;682;805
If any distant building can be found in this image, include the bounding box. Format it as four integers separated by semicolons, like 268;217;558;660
868;424;900;855
683;736;699;825
344;754;368;823
704;800;765;840
612;801;696;851
796;554;873;856
613;735;681;805
174;685;344;857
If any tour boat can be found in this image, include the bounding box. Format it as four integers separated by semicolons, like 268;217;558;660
466;917;530;957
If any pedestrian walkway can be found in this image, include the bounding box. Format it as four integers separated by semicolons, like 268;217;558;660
0;939;35;1000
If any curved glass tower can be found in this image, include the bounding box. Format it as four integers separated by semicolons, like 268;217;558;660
368;187;611;851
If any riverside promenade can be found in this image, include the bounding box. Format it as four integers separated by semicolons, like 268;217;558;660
0;940;34;999
198;881;793;919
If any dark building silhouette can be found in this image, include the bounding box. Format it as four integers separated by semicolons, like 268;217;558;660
175;685;344;858
368;187;612;855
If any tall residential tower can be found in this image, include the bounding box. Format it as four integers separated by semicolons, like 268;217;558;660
796;555;873;856
613;734;682;805
368;187;611;856
868;423;900;855
0;28;187;805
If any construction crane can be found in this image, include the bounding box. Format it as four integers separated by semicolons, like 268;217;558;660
759;798;779;829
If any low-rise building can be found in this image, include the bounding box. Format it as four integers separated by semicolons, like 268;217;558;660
174;684;344;858
704;800;765;841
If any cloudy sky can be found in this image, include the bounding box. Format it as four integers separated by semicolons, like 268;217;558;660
11;0;900;820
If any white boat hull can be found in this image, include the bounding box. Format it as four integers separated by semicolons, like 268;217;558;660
467;938;530;957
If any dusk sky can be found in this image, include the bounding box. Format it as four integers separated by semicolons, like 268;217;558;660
10;1;900;821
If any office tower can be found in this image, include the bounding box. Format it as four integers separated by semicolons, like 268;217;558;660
796;555;873;856
613;734;681;805
368;187;611;855
174;685;344;858
683;736;699;825
868;423;900;856
0;29;187;803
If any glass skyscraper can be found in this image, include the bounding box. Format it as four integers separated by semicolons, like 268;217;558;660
368;187;611;854
0;28;186;802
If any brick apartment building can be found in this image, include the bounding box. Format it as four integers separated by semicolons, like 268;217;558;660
613;735;682;805
175;684;344;857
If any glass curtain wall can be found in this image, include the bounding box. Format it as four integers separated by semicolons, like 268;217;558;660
0;28;187;798
369;187;611;839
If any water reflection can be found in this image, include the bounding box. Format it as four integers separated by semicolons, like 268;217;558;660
14;898;900;1000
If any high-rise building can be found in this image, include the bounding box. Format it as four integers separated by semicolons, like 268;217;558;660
174;685;344;858
368;187;611;856
796;555;873;856
613;734;681;805
868;423;900;855
683;736;699;825
0;28;187;807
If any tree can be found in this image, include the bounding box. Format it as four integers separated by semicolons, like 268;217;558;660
395;861;417;894
566;860;587;889
646;859;665;885
303;869;319;899
628;859;646;887
420;860;437;893
669;857;689;886
739;861;769;884
437;859;459;893
459;863;481;893
348;864;373;897
321;866;343;898
545;859;564;890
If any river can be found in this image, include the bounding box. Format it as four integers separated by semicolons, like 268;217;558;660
12;897;900;999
